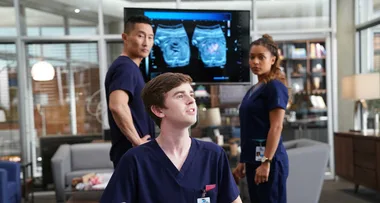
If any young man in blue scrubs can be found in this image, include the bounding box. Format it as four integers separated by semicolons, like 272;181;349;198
100;73;242;203
104;15;156;168
233;34;290;203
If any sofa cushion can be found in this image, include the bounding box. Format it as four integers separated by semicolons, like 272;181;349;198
70;143;113;170
284;139;320;150
65;169;114;186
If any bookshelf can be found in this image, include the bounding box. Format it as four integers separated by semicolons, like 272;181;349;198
277;39;328;123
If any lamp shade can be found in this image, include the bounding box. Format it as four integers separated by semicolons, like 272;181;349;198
341;75;355;99
0;109;6;122
341;73;380;100
31;61;55;81
205;108;222;127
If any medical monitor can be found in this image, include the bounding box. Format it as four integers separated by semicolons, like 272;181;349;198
124;8;251;84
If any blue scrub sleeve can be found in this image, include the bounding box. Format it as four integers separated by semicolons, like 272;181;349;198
217;151;240;203
100;154;137;203
267;80;289;111
108;65;136;101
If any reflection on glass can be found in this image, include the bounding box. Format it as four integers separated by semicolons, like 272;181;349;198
107;42;123;66
257;0;330;30
179;1;251;11
0;2;16;36
27;43;101;136
102;0;177;34
23;0;98;36
0;44;19;161
374;32;380;72
357;0;380;24
369;33;380;120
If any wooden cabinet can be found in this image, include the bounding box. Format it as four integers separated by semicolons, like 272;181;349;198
334;132;380;192
334;135;354;181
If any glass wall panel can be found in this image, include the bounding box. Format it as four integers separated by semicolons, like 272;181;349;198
107;41;123;67
22;0;99;36
27;42;101;136
103;1;252;34
358;25;380;72
0;0;16;36
359;28;373;72
357;0;380;24
0;44;20;162
256;0;330;31
373;26;380;72
360;27;380;124
102;0;182;34
180;0;252;11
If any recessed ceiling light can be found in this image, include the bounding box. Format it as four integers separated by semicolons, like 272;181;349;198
74;9;80;13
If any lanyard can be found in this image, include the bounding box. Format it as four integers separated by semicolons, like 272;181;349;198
202;190;206;198
253;139;266;147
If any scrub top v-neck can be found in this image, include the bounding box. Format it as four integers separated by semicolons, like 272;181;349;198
152;137;197;180
100;138;240;203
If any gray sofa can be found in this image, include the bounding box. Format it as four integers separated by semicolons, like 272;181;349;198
51;142;114;202
284;139;330;203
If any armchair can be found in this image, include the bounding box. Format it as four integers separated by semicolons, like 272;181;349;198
284;139;330;203
51;143;113;202
0;161;21;203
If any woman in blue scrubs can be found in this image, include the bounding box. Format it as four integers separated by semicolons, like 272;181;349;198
233;34;289;203
100;73;242;203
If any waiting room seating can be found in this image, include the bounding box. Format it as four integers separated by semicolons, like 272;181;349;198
51;142;114;202
284;139;330;203
0;161;21;203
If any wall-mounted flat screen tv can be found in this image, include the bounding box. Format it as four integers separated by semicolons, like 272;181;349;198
124;8;251;84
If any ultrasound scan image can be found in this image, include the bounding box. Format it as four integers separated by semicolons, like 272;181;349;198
192;24;226;67
154;24;190;67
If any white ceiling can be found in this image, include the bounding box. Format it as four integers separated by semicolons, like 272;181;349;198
0;0;329;27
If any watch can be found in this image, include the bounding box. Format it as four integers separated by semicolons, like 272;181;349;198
261;156;272;164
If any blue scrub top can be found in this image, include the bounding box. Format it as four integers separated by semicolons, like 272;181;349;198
104;56;155;166
239;79;289;163
100;138;240;203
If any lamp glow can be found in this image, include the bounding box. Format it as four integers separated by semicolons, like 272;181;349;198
31;61;55;81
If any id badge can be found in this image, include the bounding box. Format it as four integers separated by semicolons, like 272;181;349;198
197;197;211;203
255;146;265;161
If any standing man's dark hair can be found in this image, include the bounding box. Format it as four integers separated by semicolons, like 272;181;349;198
104;15;155;168
124;15;152;34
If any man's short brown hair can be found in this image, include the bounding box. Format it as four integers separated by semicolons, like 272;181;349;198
141;72;193;127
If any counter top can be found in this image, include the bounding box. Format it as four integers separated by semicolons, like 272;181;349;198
334;131;380;140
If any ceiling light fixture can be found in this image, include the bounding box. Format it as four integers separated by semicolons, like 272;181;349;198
31;61;55;81
74;8;80;13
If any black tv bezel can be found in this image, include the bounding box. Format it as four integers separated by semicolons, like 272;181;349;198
124;7;252;85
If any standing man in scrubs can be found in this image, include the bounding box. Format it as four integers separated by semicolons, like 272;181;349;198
233;34;289;203
104;15;155;168
100;73;242;203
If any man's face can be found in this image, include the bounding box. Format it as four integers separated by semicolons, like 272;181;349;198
158;83;197;128
123;23;154;58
